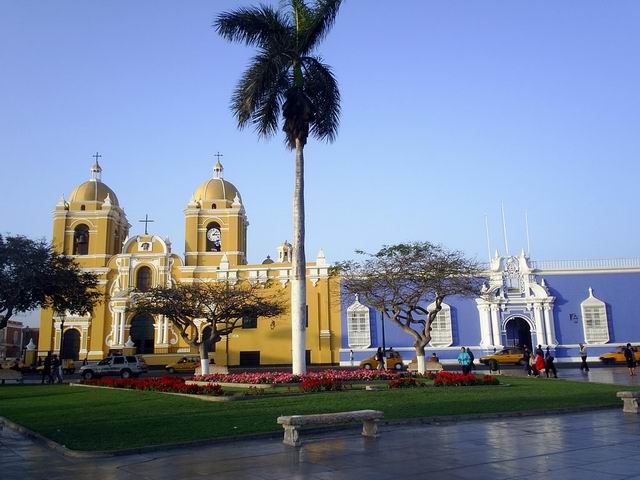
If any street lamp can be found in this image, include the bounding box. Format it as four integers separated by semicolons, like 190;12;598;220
380;309;387;369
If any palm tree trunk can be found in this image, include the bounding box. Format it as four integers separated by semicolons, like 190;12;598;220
291;137;307;374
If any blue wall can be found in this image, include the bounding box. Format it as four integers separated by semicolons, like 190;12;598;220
340;270;640;363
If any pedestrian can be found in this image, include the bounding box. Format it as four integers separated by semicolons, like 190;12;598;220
41;351;53;384
467;348;476;371
545;348;557;378
522;345;532;376
534;350;545;376
375;347;384;370
349;349;354;367
623;343;636;376
431;352;440;363
52;355;63;384
82;355;88;367
578;343;589;372
457;347;471;374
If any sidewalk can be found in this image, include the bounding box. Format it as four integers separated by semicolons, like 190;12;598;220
3;408;640;479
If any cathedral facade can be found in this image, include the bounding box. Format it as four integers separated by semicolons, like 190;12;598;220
38;160;340;366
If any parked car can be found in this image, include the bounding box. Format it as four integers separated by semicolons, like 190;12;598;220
80;355;147;380
599;346;640;364
165;356;199;373
360;351;405;370
479;348;525;366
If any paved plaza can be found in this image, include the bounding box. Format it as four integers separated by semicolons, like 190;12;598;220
2;408;640;479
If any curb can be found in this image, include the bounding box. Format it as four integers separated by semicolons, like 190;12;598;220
0;403;621;459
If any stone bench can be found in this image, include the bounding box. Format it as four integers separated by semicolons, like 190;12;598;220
0;369;23;384
617;391;640;413
276;410;384;447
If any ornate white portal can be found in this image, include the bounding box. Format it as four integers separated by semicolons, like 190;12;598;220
476;251;557;349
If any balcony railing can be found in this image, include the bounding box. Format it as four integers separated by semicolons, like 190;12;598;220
531;258;640;271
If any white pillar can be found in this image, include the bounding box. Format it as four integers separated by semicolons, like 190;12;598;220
162;317;169;345
119;312;126;346
478;304;493;348
543;304;557;345
111;313;117;346
490;305;502;347
533;305;546;346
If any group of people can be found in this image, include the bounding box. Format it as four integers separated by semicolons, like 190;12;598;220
40;351;64;384
456;347;475;374
522;345;557;378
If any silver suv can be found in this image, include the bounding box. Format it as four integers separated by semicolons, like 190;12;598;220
80;355;148;380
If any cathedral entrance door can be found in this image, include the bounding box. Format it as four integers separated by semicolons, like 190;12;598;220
61;329;81;360
504;317;532;351
130;314;155;354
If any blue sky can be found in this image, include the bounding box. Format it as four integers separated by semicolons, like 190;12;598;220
1;0;639;266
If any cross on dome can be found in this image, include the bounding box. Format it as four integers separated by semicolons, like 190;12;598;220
90;152;103;181
213;152;224;179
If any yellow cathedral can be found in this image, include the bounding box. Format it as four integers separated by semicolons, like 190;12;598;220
38;158;341;367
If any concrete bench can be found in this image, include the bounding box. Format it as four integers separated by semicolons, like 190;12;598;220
277;410;384;447
617;391;640;413
0;369;23;384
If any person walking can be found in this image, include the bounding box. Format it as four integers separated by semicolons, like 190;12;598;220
534;349;545;376
467;348;476;371
349;349;354;367
52;355;63;384
41;351;53;384
544;347;557;378
578;343;589;372
375;347;384;370
522;345;532;376
457;347;471;374
623;343;637;376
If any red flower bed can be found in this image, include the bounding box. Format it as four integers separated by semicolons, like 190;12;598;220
299;377;343;393
433;372;499;387
388;377;419;389
86;376;223;396
194;369;401;385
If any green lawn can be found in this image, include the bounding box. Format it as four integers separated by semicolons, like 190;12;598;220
0;378;633;452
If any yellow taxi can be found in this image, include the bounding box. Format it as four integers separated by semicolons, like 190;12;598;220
479;348;525;366
165;357;199;373
359;351;405;371
599;347;640;364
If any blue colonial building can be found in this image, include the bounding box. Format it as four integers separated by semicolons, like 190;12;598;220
341;252;640;364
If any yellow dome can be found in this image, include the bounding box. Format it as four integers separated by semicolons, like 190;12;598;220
69;180;120;206
193;177;241;204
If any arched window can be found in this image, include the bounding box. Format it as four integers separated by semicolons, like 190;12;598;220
206;222;221;252
211;203;217;209
136;266;152;292
80;205;86;211
581;288;609;344
428;302;453;347
347;295;371;348
73;224;90;255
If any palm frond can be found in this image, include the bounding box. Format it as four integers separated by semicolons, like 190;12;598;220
302;56;340;142
215;5;292;50
299;0;343;54
231;51;291;136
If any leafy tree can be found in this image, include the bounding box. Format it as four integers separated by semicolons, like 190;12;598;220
131;281;285;374
334;242;483;374
0;234;100;331
215;0;344;374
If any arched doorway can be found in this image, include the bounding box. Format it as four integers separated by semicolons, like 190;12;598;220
504;317;532;350
61;329;81;360
130;314;155;354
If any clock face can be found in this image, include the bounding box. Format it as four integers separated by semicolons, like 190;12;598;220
207;228;220;242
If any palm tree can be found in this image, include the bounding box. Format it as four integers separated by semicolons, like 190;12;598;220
215;1;343;374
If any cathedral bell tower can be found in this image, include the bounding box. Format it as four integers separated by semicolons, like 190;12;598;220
52;157;129;267
184;158;248;268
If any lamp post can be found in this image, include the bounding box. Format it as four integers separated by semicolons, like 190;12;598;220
58;313;66;361
380;309;387;369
